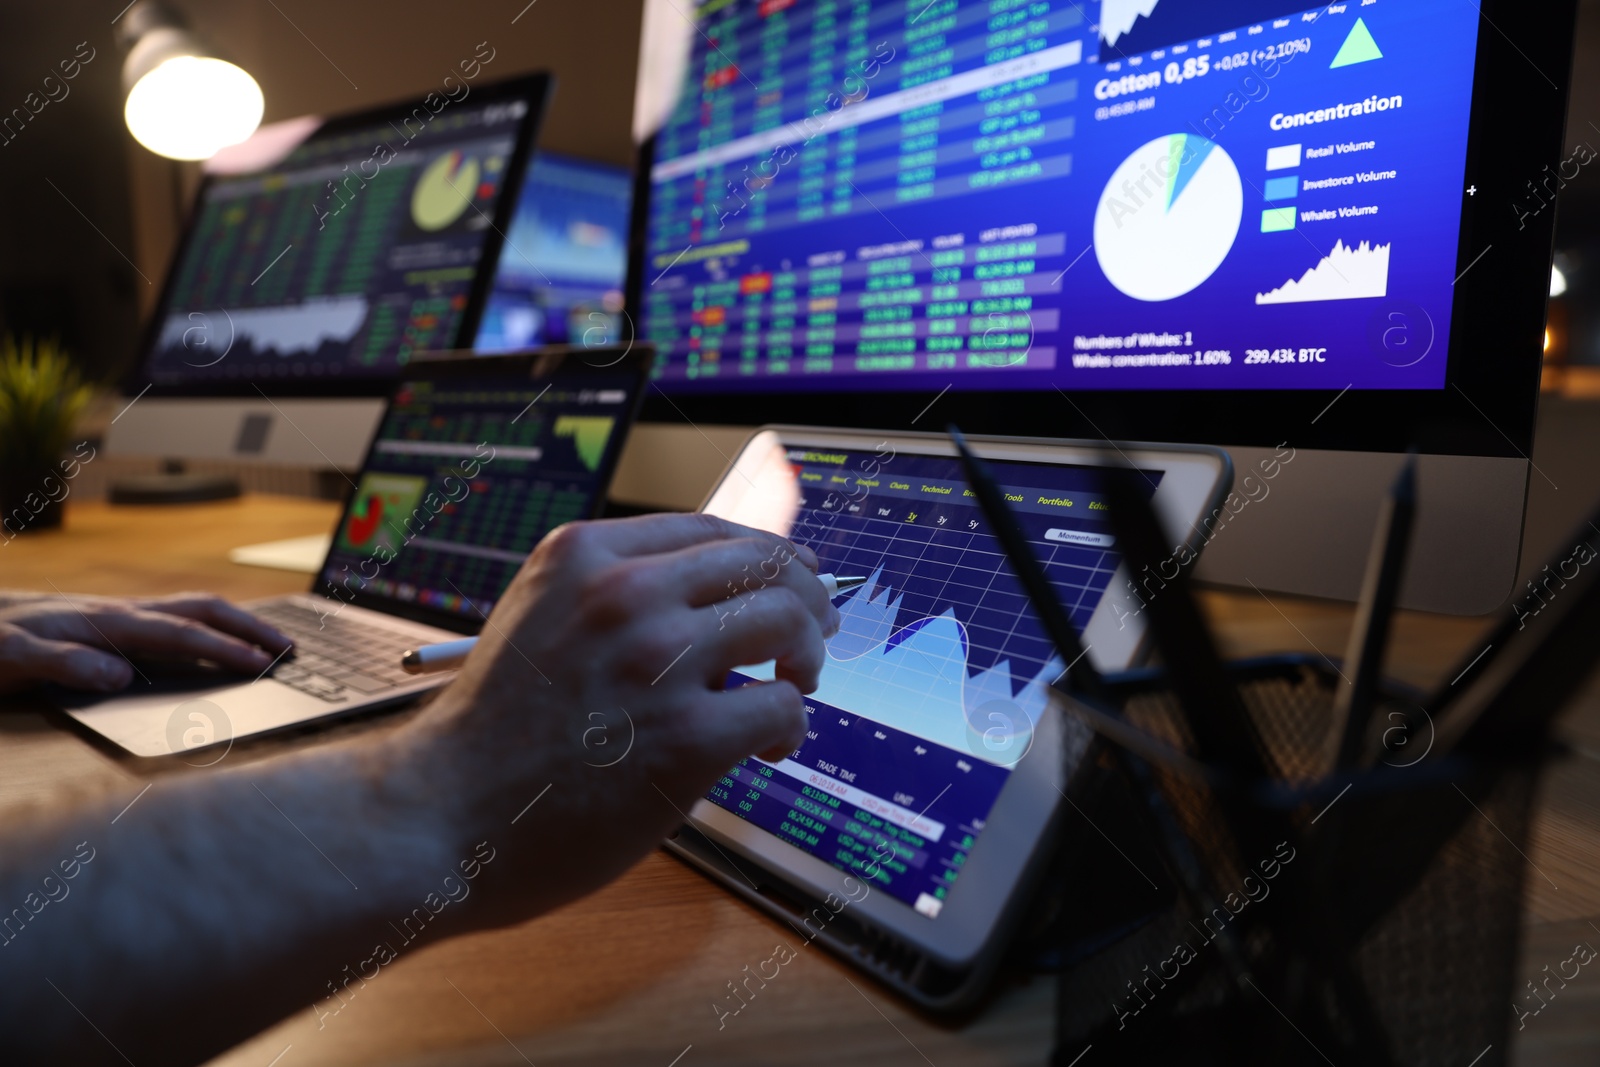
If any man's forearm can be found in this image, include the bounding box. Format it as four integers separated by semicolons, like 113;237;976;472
0;514;834;1063
0;730;478;1064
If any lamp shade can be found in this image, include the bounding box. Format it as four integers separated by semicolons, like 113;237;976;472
120;18;263;160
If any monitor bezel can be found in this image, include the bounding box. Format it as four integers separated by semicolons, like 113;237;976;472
306;344;655;634
127;71;553;399
624;0;1577;460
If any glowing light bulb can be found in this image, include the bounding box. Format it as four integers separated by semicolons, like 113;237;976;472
124;55;263;161
1551;265;1568;298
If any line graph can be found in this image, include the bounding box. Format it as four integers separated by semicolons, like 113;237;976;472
703;449;1153;913
1101;0;1317;55
1101;0;1161;48
734;492;1120;765
1256;240;1391;304
156;296;369;359
741;568;1065;759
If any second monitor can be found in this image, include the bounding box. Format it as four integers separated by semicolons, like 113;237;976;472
108;76;564;476
472;152;633;354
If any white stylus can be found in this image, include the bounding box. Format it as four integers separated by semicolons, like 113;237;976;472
817;573;869;598
399;637;479;675
400;573;869;674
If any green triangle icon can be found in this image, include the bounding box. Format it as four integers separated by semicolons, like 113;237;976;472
1330;18;1383;68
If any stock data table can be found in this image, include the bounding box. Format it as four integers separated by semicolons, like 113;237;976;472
643;0;1084;385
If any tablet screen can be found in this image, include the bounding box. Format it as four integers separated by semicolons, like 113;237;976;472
707;443;1162;918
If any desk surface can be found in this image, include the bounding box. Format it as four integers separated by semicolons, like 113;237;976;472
2;497;1597;1066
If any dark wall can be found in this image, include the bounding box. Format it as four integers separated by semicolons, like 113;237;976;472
176;0;642;166
0;2;144;381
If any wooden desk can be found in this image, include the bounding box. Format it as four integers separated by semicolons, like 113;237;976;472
2;498;1597;1066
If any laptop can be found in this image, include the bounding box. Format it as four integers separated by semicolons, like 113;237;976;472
59;347;652;759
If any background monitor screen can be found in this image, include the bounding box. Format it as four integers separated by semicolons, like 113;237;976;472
473;153;633;353
138;78;545;392
635;0;1480;396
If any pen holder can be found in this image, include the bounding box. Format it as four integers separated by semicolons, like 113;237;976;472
1047;655;1549;1067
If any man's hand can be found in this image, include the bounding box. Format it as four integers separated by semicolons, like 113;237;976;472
0;593;293;694
0;515;838;1063
402;513;841;924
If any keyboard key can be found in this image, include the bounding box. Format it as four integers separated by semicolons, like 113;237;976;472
299;677;346;700
340;674;391;694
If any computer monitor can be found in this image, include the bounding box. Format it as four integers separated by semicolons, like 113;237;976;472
107;73;551;476
624;1;1578;613
472;152;632;353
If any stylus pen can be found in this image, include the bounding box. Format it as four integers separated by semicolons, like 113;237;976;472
1334;453;1417;769
817;573;870;598
948;428;1259;989
1091;458;1383;1020
399;637;478;675
400;573;869;674
1096;464;1268;784
947;427;1108;703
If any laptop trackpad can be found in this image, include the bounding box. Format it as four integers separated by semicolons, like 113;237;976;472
56;674;348;760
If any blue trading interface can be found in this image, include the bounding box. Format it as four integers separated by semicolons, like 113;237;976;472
474;153;633;353
707;449;1162;917
318;374;633;620
641;0;1480;393
144;98;533;384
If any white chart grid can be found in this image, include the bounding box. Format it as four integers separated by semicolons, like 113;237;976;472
794;500;1121;738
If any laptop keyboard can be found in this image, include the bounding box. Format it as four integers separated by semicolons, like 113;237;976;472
252;600;441;702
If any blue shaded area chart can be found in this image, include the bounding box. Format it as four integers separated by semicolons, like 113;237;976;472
1101;0;1317;55
707;448;1161;917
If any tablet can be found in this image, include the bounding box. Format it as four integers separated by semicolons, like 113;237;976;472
666;427;1233;1011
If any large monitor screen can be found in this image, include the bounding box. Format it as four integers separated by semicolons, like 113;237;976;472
473;153;633;353
139;77;545;391
636;1;1481;396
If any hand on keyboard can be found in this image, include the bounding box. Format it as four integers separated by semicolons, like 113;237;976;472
250;602;427;702
0;591;294;694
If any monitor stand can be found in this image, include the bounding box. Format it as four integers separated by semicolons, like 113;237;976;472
106;396;383;504
105;395;383;566
1192;444;1528;616
108;460;241;505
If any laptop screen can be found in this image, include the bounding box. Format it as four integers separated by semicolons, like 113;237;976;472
315;353;645;627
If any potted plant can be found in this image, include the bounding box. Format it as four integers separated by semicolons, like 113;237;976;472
0;334;94;533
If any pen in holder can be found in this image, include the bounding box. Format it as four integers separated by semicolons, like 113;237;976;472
1048;657;1547;1067
946;427;1596;1064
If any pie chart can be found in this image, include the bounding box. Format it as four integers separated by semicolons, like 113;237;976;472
346;492;383;546
1094;133;1243;302
411;149;480;232
335;473;424;555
